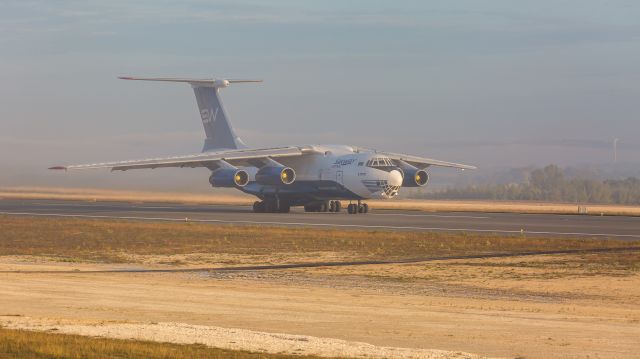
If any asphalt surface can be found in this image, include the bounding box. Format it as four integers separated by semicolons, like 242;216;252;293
0;199;638;239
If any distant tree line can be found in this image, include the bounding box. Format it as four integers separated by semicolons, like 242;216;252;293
423;165;640;205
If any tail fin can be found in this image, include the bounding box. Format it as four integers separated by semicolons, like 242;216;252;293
193;85;247;151
119;77;261;152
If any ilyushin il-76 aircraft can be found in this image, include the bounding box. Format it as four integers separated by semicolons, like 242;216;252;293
51;77;476;214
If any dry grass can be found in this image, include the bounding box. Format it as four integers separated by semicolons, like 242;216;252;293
455;251;640;274
315;251;640;284
2;186;639;216
370;199;640;216
0;215;636;265
0;328;330;359
0;186;253;205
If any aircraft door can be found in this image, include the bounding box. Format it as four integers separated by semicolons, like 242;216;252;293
336;170;344;185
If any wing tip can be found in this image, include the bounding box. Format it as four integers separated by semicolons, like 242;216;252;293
48;166;67;171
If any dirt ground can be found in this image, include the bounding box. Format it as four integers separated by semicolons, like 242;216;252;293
1;253;639;359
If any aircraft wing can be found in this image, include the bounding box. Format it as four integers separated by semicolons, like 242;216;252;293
49;146;313;171
382;151;477;170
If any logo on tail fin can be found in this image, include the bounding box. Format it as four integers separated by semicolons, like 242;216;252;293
200;107;219;124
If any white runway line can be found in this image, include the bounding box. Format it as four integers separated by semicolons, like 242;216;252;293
370;213;490;219
306;212;490;219
2;211;639;239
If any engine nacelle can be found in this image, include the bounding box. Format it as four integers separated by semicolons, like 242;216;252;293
255;166;296;185
209;168;249;187
401;168;429;187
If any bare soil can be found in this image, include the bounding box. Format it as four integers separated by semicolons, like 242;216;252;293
1;252;639;358
1;216;639;358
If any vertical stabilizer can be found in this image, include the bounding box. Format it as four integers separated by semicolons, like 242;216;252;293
118;77;261;152
193;86;247;151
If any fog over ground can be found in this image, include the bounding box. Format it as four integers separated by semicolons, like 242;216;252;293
1;1;639;191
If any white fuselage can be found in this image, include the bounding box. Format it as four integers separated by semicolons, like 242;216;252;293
247;145;404;200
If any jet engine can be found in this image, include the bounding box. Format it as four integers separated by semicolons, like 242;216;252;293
401;167;429;187
255;166;296;185
209;168;249;187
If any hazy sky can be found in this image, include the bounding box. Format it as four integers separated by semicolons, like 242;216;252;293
1;0;639;188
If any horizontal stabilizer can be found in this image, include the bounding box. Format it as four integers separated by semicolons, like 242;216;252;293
118;76;262;88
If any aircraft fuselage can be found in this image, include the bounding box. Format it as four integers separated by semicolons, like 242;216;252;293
235;145;405;206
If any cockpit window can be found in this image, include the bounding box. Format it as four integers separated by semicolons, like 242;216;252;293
366;157;393;168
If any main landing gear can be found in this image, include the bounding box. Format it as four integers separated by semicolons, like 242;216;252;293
253;199;369;214
253;199;290;213
304;200;342;213
347;200;369;214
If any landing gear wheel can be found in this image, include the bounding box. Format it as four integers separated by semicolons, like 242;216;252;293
334;201;342;212
329;201;336;212
346;202;367;214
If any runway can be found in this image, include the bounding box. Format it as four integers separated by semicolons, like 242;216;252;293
0;199;638;239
